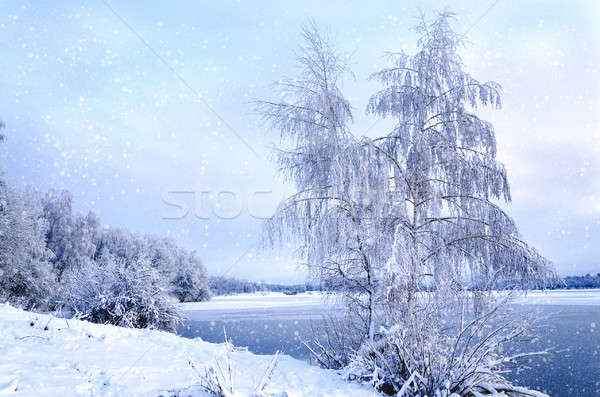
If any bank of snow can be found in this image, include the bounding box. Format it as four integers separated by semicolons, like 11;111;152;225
0;303;378;396
180;289;600;314
181;292;326;312
514;289;600;306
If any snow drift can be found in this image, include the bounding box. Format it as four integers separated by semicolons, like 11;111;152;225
0;303;378;396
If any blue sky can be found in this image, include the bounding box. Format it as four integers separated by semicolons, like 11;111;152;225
1;0;599;282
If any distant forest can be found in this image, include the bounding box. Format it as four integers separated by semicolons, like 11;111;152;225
209;276;322;296
546;273;600;290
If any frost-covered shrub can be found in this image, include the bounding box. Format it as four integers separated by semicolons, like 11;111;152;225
192;333;280;397
171;251;210;302
96;228;211;303
0;186;55;309
61;250;182;332
344;295;545;396
42;189;99;281
304;313;364;370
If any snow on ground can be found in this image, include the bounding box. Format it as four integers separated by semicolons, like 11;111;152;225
2;290;598;396
0;303;378;396
180;289;600;313
515;289;600;306
181;292;326;312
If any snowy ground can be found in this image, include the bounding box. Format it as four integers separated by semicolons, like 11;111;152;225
0;303;377;396
513;289;600;305
181;292;326;312
180;289;600;314
2;290;598;396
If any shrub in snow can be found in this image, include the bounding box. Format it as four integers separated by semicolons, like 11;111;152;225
42;189;99;282
304;313;363;370
0;186;54;309
171;251;210;302
0;121;208;315
344;294;548;396
196;338;236;397
192;332;280;397
61;250;182;332
96;228;211;303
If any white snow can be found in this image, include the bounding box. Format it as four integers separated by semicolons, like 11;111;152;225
180;289;600;313
515;289;600;306
0;303;378;396
181;292;326;312
2;290;598;395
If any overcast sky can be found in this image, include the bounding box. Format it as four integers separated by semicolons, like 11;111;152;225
1;0;599;282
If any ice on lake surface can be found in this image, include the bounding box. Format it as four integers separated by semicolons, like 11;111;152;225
178;291;600;396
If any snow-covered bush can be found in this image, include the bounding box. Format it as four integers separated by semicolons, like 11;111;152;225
304;313;363;370
0;186;55;309
193;333;280;397
42;189;99;281
171;250;210;302
96;228;210;303
344;293;546;396
61;249;182;332
0;122;207;317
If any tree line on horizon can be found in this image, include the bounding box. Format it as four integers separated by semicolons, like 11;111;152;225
209;275;323;295
547;273;600;289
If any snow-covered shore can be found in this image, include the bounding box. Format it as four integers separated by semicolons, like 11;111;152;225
0;303;377;396
181;292;326;312
2;290;599;395
514;289;600;305
179;289;600;313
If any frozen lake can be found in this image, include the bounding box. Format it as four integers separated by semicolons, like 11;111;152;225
179;290;600;396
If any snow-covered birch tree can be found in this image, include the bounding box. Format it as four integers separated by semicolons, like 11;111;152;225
367;13;552;299
353;14;554;396
257;24;399;353
260;14;554;396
